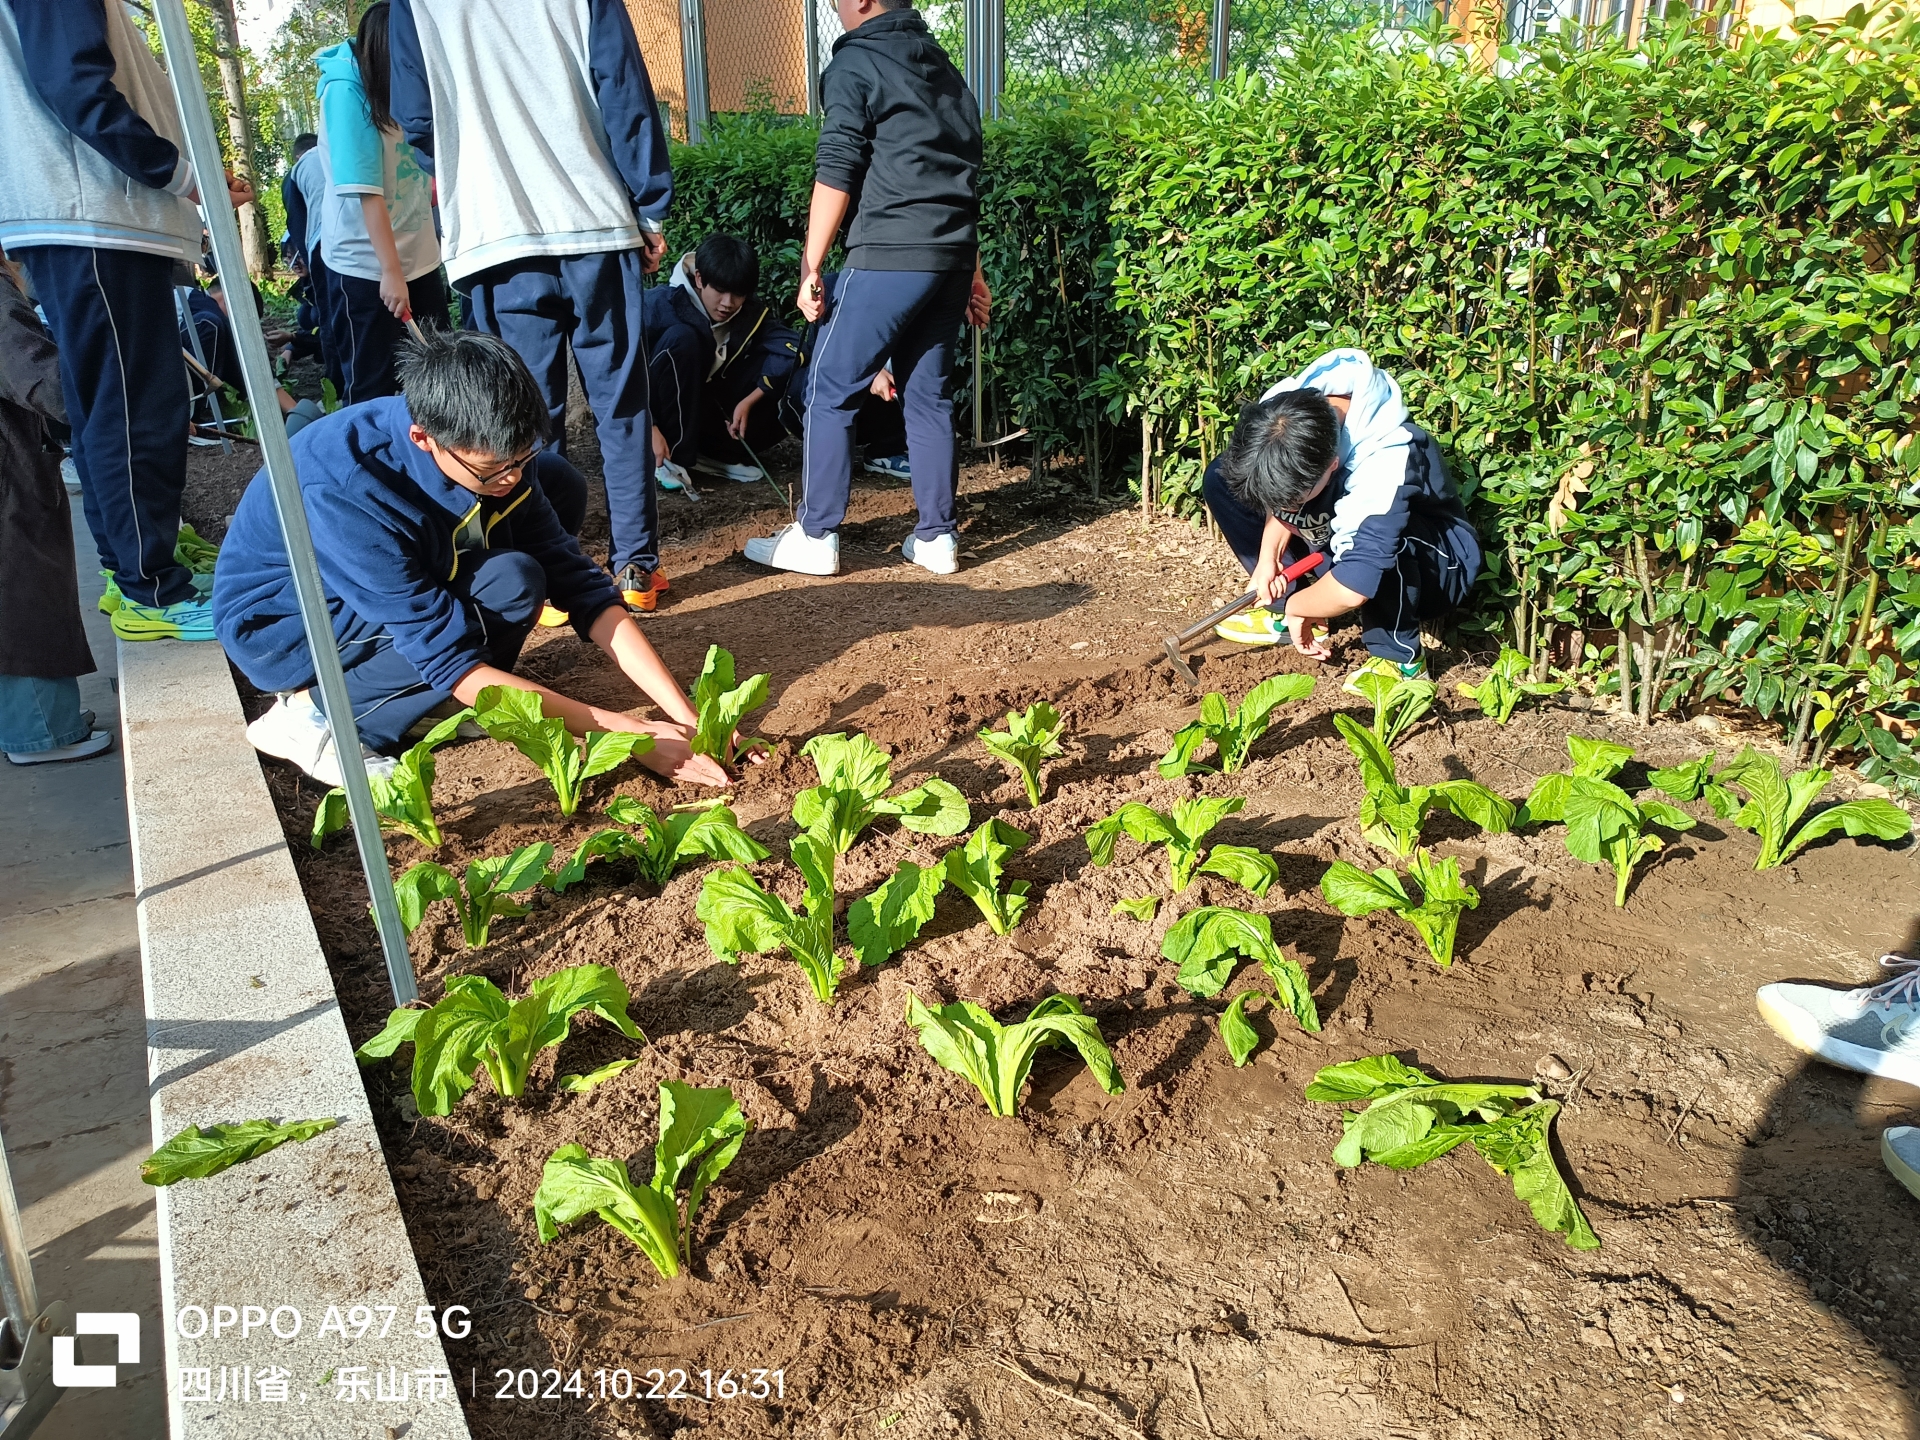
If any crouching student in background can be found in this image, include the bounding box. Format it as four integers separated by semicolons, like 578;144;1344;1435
1202;348;1481;674
643;235;800;492
181;277;325;436
772;268;911;482
211;330;728;789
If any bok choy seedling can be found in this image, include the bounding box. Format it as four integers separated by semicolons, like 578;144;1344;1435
1526;774;1695;906
1306;1055;1598;1250
355;965;644;1116
1162;906;1320;1064
1158;674;1316;777
1320;849;1479;968
1087;797;1277;896
848;860;946;967
689;645;770;767
979;702;1067;807
906;993;1124;1117
1335;714;1514;859
394;842;553;949
312;708;470;849
943;818;1033;935
1516;735;1636;825
1455;648;1564;725
791;732;969;852
599;796;770;885
1653;746;1911;869
472;684;651;817
696;833;846;1003
141;1118;338;1186
1343;657;1437;747
534;1081;749;1279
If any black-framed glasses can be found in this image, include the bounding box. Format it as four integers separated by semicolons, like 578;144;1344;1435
444;438;544;487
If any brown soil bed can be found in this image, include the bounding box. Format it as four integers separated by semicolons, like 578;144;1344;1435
186;426;1920;1440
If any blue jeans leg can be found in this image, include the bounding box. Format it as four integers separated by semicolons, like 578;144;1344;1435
0;675;87;754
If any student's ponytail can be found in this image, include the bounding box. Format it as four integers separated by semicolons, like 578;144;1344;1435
352;1;397;135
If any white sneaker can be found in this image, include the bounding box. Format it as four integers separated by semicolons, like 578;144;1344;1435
902;532;959;575
694;457;762;484
1885;1127;1920;1200
61;456;81;495
1757;957;1920;1087
742;524;839;576
246;691;396;788
6;730;113;766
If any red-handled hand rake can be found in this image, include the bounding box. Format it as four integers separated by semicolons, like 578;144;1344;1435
1152;551;1326;687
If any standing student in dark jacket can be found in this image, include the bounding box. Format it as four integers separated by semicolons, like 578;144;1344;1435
742;0;989;579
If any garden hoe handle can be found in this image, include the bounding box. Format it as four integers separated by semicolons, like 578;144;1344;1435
1156;551;1326;687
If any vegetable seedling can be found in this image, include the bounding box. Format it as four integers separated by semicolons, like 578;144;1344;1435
534;1081;749;1279
1343;657;1437;747
472;684;651;817
906;992;1124;1117
355;965;644;1116
1087;797;1277;895
943;818;1034;935
1654;746;1911;869
1158;674;1316;777
979;702;1067;806
1162;906;1320;1064
1456;647;1564;724
1335;713;1514;859
1319;848;1479;968
1112;896;1160;922
557;1058;637;1093
1517;735;1635;826
600;796;770;885
1526;775;1695;907
312;708;470;849
141;1118;338;1186
1305;1055;1598;1250
689;645;770;767
848;860;946;967
696;832;846;1003
394;842;554;949
791;732;970;852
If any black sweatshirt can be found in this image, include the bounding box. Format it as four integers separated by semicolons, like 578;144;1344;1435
813;9;983;274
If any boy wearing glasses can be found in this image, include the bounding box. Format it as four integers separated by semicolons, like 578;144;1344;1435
213;330;728;788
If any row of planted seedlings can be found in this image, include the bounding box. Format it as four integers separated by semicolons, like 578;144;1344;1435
140;646;1914;1274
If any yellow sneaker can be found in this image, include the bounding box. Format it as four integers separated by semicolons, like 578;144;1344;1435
1215;607;1286;646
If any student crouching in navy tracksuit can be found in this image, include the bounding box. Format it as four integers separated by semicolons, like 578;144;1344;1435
1201;349;1481;671
213;331;728;791
316;2;445;406
0;0;243;643
390;0;675;614
643;236;801;492
180;280;325;437
743;0;990;579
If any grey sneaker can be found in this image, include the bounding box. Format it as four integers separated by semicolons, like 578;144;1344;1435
1757;957;1920;1087
1885;1127;1920;1200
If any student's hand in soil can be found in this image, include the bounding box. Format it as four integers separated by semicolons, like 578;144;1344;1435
1284;608;1333;660
633;723;731;788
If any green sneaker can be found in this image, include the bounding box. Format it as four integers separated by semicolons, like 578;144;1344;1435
110;598;217;643
98;572;122;614
1215;607;1286;646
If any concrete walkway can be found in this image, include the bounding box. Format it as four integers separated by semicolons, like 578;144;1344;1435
0;503;165;1437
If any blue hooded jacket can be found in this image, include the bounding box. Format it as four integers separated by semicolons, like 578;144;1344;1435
212;397;622;696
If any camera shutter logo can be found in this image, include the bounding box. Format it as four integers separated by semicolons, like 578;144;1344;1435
52;1312;140;1387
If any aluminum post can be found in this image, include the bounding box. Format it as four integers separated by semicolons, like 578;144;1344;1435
803;0;823;116
985;0;1005;118
681;0;712;143
152;0;417;1009
1212;0;1233;82
0;1130;35;1352
175;287;232;455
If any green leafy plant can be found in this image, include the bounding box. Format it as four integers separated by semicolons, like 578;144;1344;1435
1526;770;1696;907
1086;797;1277;895
1319;849;1480;969
1695;746;1912;869
354;965;643;1115
1158;674;1316;777
311;709;471;849
848;860;947;967
394;842;554;949
791;732;969;853
1305;1056;1598;1250
689;645;771;767
141;1118;338;1186
696;833;846;1002
1646;752;1738;815
557;1058;637;1093
905;992;1124;1117
979;702;1067;806
1342;658;1437;748
1162;906;1320;1064
1111;896;1160;921
472;684;652;817
1456;648;1565;724
534;1081;749;1279
583;796;771;886
1335;714;1515;859
1517;735;1637;826
943;818;1034;935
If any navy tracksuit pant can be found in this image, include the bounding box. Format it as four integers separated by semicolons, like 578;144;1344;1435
18;245;193;608
329;266;449;405
799;268;968;542
307;248;345;393
312;455;588;752
462;250;658;578
1201;457;1479;663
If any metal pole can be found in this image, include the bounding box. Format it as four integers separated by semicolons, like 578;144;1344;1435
986;0;1004;118
153;0;417;1009
803;0;822;116
681;0;711;144
1212;0;1232;82
175;287;233;455
0;1129;36;1349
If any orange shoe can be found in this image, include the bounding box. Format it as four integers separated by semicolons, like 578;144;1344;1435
617;565;669;613
537;604;569;628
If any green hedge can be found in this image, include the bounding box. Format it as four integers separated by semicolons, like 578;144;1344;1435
667;11;1920;793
